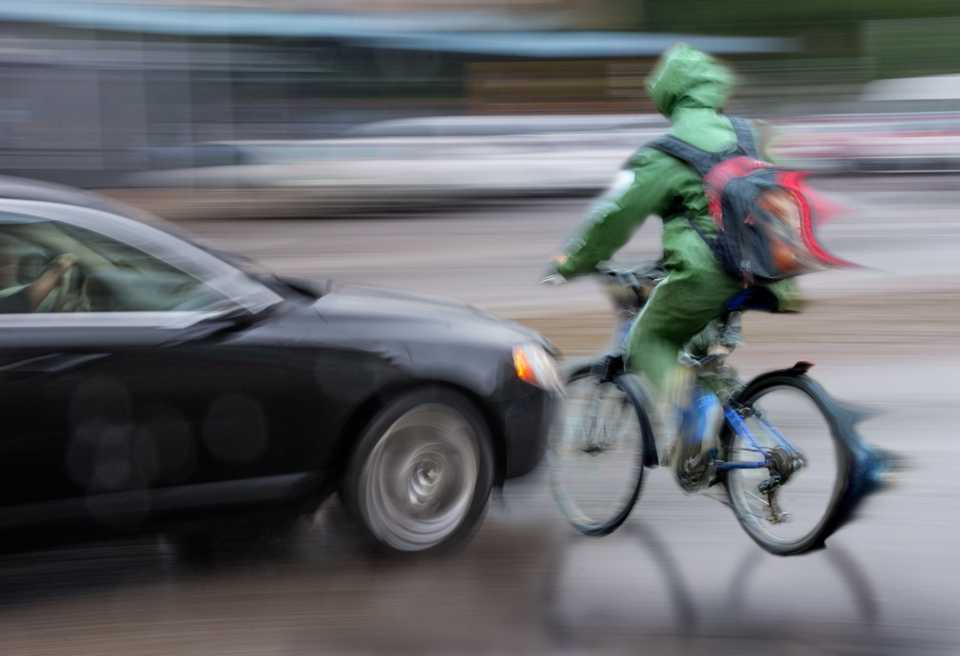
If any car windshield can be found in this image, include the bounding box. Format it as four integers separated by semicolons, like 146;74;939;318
0;213;248;313
99;208;297;300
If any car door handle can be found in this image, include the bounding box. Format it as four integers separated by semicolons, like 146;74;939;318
0;352;109;375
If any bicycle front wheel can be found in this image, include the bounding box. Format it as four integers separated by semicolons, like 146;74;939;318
549;362;652;536
723;374;851;555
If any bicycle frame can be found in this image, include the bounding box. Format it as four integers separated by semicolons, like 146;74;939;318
554;267;895;554
716;405;800;472
611;305;803;476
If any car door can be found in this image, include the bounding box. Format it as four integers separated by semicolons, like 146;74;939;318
0;202;312;529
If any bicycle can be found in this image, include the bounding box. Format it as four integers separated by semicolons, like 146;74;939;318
548;263;894;556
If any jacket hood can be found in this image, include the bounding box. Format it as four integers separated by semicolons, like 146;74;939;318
646;43;733;117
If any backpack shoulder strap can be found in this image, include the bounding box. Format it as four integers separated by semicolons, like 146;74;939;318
729;117;759;159
647;135;718;177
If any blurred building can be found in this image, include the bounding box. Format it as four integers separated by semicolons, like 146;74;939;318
0;1;795;186
106;0;628;27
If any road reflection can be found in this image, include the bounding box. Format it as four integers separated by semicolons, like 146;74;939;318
0;508;929;654
541;520;888;652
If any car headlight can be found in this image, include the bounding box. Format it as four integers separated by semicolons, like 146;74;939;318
513;343;563;393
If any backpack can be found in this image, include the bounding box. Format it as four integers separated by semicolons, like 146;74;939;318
649;117;849;285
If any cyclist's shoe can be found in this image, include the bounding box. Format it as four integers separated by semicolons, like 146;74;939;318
673;386;723;491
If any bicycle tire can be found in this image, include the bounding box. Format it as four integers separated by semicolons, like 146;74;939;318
722;372;852;556
549;360;656;536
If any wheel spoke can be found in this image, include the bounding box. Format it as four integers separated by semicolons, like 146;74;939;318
550;372;648;535
744;490;770;515
724;382;842;554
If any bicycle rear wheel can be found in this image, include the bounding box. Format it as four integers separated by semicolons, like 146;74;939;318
549;362;653;536
723;374;850;555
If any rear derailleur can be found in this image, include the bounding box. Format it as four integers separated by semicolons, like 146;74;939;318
757;448;805;524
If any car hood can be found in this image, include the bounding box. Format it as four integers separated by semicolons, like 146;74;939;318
311;284;551;350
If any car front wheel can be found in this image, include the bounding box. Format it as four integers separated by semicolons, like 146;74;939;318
342;388;494;553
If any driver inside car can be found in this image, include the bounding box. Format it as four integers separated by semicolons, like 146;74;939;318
0;240;78;313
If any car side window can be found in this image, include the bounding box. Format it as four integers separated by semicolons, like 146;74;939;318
0;214;232;313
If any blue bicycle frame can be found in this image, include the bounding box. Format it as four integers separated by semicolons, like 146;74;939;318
716;405;801;472
612;314;801;474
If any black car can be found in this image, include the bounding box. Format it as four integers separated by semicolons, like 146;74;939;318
0;178;560;553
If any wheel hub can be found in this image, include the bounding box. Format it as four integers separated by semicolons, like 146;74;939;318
360;403;481;552
409;454;445;505
766;447;805;485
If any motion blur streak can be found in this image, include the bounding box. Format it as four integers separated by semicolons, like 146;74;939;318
0;0;958;654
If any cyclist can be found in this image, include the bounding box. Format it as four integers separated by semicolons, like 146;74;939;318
546;44;800;451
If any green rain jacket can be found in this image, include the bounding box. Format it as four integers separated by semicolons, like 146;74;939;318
554;44;799;311
553;44;800;392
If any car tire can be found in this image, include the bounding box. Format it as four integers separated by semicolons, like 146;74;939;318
341;387;494;554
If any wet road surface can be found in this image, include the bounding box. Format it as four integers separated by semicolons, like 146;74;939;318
3;177;959;654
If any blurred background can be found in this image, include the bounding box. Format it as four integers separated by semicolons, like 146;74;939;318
1;1;959;654
3;0;960;201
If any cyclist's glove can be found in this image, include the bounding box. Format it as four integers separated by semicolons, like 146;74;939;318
541;255;569;286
